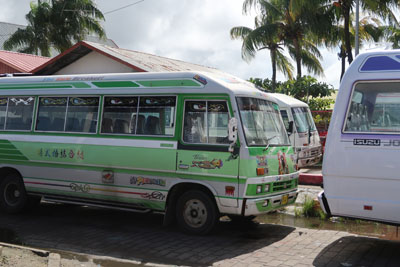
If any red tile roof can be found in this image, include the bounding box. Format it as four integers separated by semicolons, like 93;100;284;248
0;50;50;73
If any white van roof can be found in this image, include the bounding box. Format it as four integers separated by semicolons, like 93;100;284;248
269;93;309;108
342;49;400;85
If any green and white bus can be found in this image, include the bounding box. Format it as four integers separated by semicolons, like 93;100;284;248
0;72;298;234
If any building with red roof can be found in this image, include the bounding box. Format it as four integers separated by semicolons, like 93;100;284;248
0;50;49;74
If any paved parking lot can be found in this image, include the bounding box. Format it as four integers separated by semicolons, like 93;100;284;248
1;202;400;266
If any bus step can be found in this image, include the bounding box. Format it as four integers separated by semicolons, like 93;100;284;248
42;196;152;213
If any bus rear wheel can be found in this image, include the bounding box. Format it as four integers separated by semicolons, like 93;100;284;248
0;173;28;213
176;190;218;235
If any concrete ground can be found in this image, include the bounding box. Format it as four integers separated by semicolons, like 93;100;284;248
1;167;400;267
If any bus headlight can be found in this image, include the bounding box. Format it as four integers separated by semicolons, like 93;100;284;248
264;184;270;192
256;185;263;194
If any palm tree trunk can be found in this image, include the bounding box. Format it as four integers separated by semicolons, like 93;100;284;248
339;45;346;81
293;38;302;78
270;49;277;93
343;2;353;64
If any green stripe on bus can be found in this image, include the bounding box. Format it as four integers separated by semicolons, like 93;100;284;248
0;154;28;160
160;143;174;148
92;81;140;88
24;176;169;192
0;144;17;149
0;82;91;89
26;187;165;210
0;149;26;155
137;80;201;87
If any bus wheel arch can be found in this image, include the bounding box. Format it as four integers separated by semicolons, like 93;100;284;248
0;167;28;213
165;182;219;234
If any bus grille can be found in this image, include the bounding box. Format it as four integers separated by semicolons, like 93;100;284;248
272;180;293;192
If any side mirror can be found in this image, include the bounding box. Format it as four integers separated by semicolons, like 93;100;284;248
287;121;294;135
228;117;238;153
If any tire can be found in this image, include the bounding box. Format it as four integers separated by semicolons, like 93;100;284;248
0;173;28;213
176;190;219;235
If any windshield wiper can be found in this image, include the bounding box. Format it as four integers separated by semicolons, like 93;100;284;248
263;135;277;151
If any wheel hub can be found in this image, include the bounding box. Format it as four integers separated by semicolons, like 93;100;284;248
4;183;21;206
183;199;207;228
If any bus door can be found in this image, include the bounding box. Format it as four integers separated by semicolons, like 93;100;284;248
176;98;239;207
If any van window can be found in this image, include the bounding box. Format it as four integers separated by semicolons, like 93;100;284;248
102;96;138;134
344;82;400;133
4;97;34;131
280;110;290;129
138;96;176;136
0;98;7;129
66;97;99;133
36;97;67;131
292;107;316;133
183;100;229;144
36;96;99;133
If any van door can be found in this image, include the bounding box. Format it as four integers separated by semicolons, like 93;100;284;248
176;98;239;207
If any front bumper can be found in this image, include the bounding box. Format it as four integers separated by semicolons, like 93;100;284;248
243;189;298;216
297;154;322;168
317;190;331;215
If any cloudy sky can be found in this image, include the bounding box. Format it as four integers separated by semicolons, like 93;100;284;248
0;0;370;89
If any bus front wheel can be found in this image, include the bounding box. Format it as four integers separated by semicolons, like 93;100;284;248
0;173;27;213
176;190;218;235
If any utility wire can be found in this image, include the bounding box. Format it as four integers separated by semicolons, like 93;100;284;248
104;0;145;15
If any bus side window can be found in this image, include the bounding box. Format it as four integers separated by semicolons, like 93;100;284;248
0;97;7;130
66;97;99;133
102;96;138;134
280;110;290;130
5;97;35;131
138;96;176;136
36;96;99;133
183;100;229;144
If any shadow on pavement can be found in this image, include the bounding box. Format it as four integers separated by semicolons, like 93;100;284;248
0;202;295;266
313;236;400;267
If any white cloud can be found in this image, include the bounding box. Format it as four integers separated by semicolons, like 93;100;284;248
0;0;348;89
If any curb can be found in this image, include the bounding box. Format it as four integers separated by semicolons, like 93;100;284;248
299;173;323;186
0;242;61;267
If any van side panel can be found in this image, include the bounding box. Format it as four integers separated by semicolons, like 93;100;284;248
322;53;400;224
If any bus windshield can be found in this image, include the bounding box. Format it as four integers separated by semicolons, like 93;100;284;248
291;107;317;133
237;97;289;146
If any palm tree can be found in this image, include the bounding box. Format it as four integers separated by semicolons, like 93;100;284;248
230;15;293;92
332;0;398;64
338;15;382;79
48;0;105;52
4;2;52;56
242;0;332;78
4;0;105;56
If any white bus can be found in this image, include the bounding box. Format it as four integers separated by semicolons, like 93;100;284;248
271;93;322;168
0;72;299;234
319;50;400;225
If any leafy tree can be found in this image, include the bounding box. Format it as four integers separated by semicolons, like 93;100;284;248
4;0;105;56
249;75;335;110
278;76;334;101
230;15;293;92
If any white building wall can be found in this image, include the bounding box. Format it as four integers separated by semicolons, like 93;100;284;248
55;51;137;75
